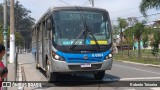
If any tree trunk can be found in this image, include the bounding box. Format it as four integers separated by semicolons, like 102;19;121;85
120;28;123;53
128;45;130;57
138;39;141;58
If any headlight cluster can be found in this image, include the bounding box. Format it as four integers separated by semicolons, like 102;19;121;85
105;54;112;60
52;51;65;61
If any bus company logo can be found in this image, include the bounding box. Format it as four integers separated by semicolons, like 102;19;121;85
83;55;88;60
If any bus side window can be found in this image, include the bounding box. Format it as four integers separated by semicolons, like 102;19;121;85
42;21;47;38
46;18;53;39
46;18;52;30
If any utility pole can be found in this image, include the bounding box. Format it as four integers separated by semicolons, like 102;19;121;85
89;0;94;7
3;0;8;67
10;0;15;63
3;0;8;87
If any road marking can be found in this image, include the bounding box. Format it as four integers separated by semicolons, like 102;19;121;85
18;66;23;90
150;88;160;90
104;77;160;81
120;77;160;81
114;64;160;75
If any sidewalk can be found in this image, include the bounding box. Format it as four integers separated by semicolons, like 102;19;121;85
7;63;17;90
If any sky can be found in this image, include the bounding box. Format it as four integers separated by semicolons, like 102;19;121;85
0;0;160;23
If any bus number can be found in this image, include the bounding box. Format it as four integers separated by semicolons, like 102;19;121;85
70;14;81;19
92;54;103;57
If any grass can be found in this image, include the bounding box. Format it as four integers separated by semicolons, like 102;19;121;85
113;50;160;65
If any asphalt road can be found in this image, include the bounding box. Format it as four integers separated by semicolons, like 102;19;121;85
17;53;160;90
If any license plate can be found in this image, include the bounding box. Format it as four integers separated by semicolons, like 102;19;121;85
81;63;91;68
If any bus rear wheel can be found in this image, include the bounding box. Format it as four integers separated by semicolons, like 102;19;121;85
46;65;57;83
94;71;105;80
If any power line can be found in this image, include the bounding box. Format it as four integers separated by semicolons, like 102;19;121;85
111;12;160;22
82;0;98;6
59;0;71;6
110;7;139;13
82;0;89;6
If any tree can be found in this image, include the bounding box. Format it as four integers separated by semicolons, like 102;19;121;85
132;23;145;58
151;31;160;56
127;17;138;27
123;27;134;46
139;0;160;55
14;1;35;49
0;1;35;49
139;0;160;16
0;4;3;26
142;26;153;47
117;17;128;52
112;25;120;35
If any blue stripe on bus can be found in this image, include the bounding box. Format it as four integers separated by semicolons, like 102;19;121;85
56;50;111;63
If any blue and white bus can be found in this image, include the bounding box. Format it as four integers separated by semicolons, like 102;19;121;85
32;6;113;82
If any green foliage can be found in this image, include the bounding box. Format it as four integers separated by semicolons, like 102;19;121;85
14;1;35;49
0;4;3;26
139;0;160;16
117;17;128;29
142;27;153;45
117;18;128;51
151;31;160;56
139;0;160;53
0;27;4;44
0;1;35;48
123;27;134;45
133;23;145;39
127;17;138;26
132;23;145;58
112;25;120;35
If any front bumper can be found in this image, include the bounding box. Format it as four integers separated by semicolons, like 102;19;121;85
50;58;113;72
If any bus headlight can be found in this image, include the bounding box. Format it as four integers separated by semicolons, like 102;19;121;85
105;54;112;60
52;51;65;61
108;54;112;58
105;56;108;60
55;55;60;60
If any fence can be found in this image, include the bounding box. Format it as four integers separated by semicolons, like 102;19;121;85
114;49;160;65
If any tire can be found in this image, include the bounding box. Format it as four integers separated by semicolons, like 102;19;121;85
46;65;58;83
94;71;105;80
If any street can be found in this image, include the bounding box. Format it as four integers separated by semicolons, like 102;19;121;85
18;53;160;90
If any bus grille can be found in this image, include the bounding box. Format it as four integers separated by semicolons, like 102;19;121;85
68;64;102;70
67;58;102;62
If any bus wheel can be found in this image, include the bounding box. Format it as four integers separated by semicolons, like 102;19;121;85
94;71;105;80
46;65;57;83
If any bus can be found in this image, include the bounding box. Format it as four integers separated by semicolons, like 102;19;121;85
32;6;113;82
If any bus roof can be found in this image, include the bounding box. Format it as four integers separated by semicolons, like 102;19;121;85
33;6;108;29
51;6;108;12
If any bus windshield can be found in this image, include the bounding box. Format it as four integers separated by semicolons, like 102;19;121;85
53;11;111;46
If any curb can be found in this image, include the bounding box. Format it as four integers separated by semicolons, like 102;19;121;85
114;59;160;68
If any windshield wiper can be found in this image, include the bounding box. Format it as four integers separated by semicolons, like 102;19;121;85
70;7;100;50
70;23;100;49
70;20;100;50
85;26;100;49
70;27;85;49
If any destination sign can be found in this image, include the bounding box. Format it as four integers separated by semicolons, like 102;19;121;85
60;12;103;20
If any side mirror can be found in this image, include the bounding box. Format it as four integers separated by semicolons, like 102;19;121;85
47;19;52;30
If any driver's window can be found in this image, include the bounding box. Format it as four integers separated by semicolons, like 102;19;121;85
100;21;106;34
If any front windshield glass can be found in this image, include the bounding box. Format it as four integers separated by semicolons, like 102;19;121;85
53;11;110;46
